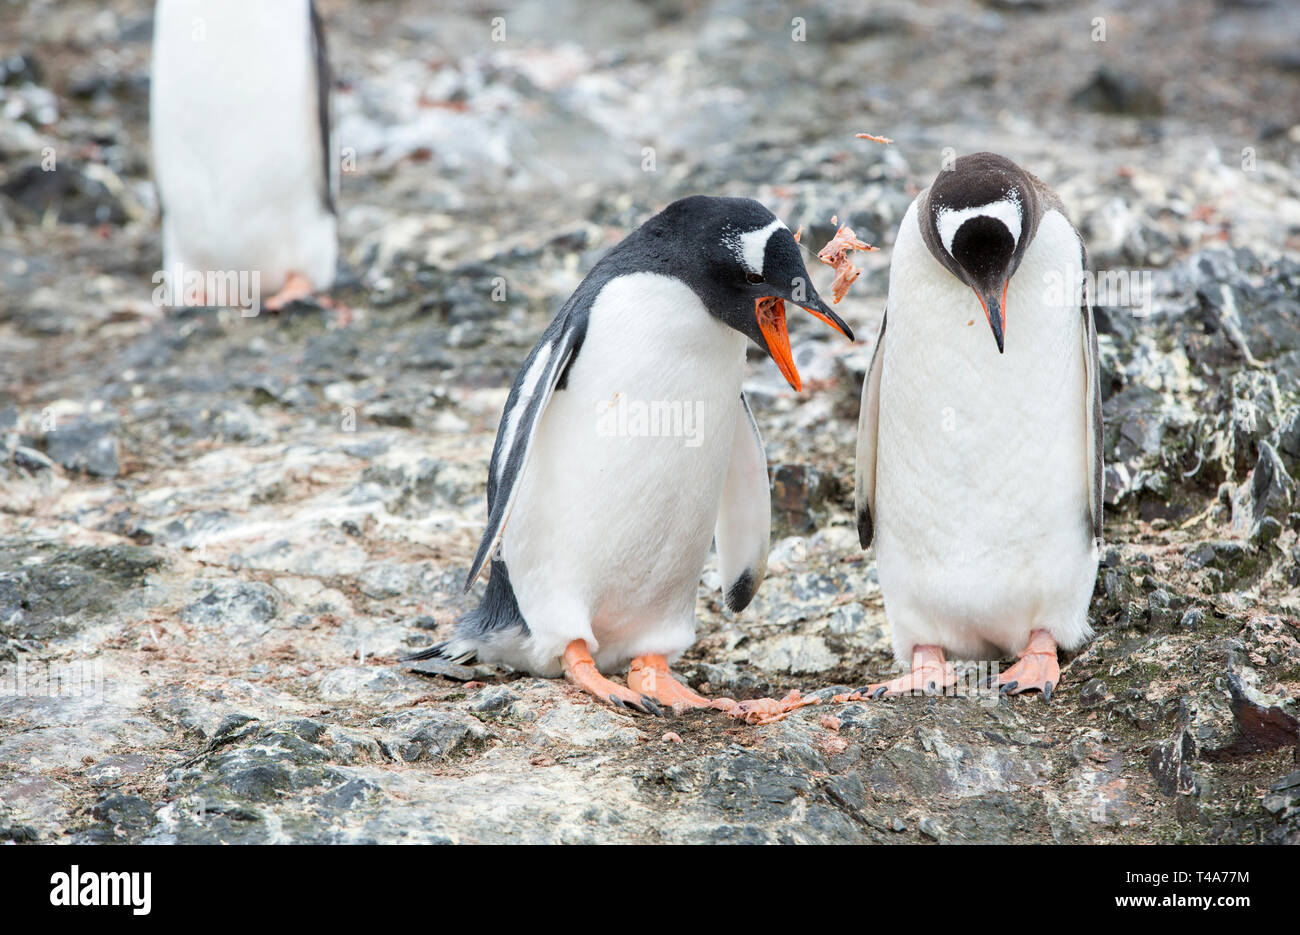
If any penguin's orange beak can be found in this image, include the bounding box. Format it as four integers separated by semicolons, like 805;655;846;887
974;280;1009;354
756;296;854;391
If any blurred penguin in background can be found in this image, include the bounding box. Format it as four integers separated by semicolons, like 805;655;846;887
150;0;337;313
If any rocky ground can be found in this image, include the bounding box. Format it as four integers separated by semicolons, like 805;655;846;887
1;0;1298;844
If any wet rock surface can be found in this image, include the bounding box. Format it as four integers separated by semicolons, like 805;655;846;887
1;0;1298;843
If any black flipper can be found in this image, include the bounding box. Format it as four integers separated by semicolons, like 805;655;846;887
308;1;335;215
854;311;886;549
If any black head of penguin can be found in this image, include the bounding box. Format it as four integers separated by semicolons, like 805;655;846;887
920;153;1041;354
620;196;853;387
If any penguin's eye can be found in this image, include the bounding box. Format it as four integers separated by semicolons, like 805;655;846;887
746;272;764;284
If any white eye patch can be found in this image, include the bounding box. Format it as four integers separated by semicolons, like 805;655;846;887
936;196;1022;257
728;218;786;275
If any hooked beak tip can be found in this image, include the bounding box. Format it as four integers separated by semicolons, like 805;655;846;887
976;287;1007;355
799;298;855;342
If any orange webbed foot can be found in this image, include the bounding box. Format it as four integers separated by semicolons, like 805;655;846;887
987;629;1060;701
264;272;315;312
833;644;957;702
627;655;720;714
562;640;665;717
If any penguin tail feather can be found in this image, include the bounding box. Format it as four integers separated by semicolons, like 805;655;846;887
856;508;874;550
400;640;478;665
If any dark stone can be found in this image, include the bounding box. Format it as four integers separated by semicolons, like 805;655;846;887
1148;729;1198;796
770;463;838;535
1071;67;1165;116
1093;303;1137;342
402;332;455;370
1203;674;1300;761
1262;771;1300;821
364;399;414;428
91;794;155;829
1251;442;1294;524
12;446;54;474
263;731;332;764
918;816;946;841
316;778;379;810
1104;384;1169;462
696;752;814;814
213;714;259;738
1079;678;1109;707
408;657;477;682
0;53;43;86
1250;516;1283;548
982;0;1073;9
397;713;486;762
691;662;773;699
467;686;519;713
1179;607;1204;630
67;70;150;105
414;263;504;326
1188;263;1300;373
287;719;328;743
5;825;40;843
360;457;478;516
44;418;120;477
1278;409;1300;465
0;544;162;642
180;581;280;629
0;161;130;226
1147;588;1176;627
222;764;295;801
1185;541;1262;586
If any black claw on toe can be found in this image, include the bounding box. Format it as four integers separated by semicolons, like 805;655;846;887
871;686;888;700
982;675;998;689
999;680;1018;695
926;680;937;693
1043;682;1054;703
612;694;657;716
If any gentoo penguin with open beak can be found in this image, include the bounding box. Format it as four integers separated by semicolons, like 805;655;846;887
150;0;336;311
409;196;853;723
851;152;1102;700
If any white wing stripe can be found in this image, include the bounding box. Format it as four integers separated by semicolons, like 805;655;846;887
495;342;552;485
465;338;574;590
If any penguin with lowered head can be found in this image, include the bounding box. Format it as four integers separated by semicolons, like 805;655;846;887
410;196;855;724
852;152;1103;701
